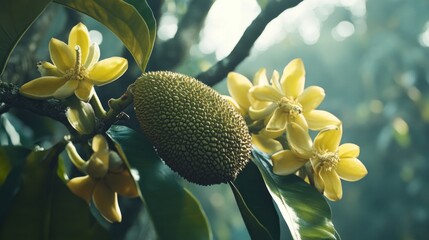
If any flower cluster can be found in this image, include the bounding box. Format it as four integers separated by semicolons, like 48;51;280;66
66;135;139;223
18;23;137;222
19;23;128;135
226;58;367;201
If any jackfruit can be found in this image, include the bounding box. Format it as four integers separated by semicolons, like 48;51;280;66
132;71;252;185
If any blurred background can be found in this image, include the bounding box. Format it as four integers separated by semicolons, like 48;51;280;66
1;0;429;239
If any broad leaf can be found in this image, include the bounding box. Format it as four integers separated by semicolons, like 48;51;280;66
54;0;155;71
0;146;31;219
108;125;212;240
231;161;280;240
0;0;51;75
0;147;109;240
124;0;156;45
252;149;338;240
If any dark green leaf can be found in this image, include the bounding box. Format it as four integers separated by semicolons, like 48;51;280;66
0;146;31;219
252;149;338;240
0;0;51;75
54;0;155;71
108;125;212;240
229;182;274;240
0;148;109;240
232;161;280;240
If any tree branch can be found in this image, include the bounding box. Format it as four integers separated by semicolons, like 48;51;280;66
0;81;69;123
0;81;134;140
196;0;303;86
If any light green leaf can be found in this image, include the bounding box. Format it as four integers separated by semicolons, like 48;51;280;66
232;161;280;240
0;147;109;240
252;148;338;240
0;0;51;75
54;0;155;71
107;125;212;240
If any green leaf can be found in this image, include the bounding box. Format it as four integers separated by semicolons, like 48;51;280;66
0;146;31;219
124;0;156;46
0;0;51;75
0;147;109;240
229;182;274;240
54;0;155;71
231;161;280;240
252;149;338;240
107;125;212;240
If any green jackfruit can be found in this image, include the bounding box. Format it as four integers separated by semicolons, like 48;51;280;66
132;71;251;185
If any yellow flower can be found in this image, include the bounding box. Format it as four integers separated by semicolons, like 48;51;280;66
66;135;138;222
252;129;283;155
224;68;272;116
272;123;368;201
249;58;340;134
20;23;128;102
224;69;282;153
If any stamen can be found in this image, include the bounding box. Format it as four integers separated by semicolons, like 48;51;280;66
278;97;302;117
74;45;82;74
311;150;339;172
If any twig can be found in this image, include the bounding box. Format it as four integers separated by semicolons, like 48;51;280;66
196;0;303;86
0;81;134;139
0;81;69;125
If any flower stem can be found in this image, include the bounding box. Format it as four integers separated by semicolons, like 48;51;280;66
90;90;107;119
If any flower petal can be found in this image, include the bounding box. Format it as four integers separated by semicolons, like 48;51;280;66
93;182;122;223
259;128;284;140
281;58;305;98
66;101;95;135
37;61;63;77
227;72;252;109
67;176;95;204
87;57;128;85
92;134;109;153
86;152;109;178
320;170;342;201
304;110;341;131
338;143;360;158
272;150;307;175
313;169;325;192
49;38;75;72
20;77;67;99
84;43;101;69
270;70;282;93
249;85;283;102
252;133;283;154
292;113;308;133
223;96;247;115
53;79;79;99
253;68;269;86
314;125;342;152
337;157;367;182
105;171;139;197
266;108;288;132
249;103;277;120
286;122;312;159
75;80;94;102
297;86;325;112
68;23;90;64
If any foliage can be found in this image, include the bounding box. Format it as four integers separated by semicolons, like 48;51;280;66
1;0;405;239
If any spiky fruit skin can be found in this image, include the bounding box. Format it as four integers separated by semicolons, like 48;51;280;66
133;71;252;185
